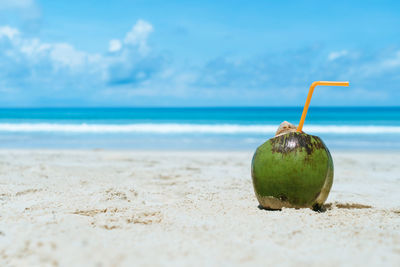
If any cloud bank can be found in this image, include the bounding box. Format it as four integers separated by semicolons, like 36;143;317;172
0;19;399;106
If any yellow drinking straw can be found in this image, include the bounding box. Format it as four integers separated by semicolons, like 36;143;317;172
297;81;349;132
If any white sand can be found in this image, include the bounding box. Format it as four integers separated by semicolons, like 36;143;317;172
0;150;399;266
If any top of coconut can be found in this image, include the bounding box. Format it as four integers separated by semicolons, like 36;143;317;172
275;121;298;136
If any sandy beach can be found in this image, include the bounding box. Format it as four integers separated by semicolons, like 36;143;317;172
0;150;399;266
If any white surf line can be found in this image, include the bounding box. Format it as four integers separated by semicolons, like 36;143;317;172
0;123;399;134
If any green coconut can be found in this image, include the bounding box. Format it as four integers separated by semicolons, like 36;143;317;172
251;121;333;210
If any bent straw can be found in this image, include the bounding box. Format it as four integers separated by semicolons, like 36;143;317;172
297;81;349;132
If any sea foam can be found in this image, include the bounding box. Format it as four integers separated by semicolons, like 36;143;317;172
0;123;398;134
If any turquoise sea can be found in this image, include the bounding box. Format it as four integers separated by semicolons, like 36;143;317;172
0;107;399;150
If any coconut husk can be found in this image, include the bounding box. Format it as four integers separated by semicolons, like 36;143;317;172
275;121;298;136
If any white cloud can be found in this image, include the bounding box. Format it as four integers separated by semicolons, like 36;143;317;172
124;20;153;55
109;39;122;52
328;50;348;61
0;20;164;104
49;43;87;69
0;0;40;21
0;26;20;40
20;38;51;57
0;26;92;70
356;50;400;77
0;20;157;75
0;0;35;9
381;51;400;68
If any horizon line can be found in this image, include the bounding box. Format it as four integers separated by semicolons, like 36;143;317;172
0;106;398;109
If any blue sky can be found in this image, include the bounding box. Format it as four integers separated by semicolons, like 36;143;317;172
0;0;399;106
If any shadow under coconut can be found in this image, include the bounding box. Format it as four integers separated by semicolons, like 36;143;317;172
319;202;373;212
258;202;373;213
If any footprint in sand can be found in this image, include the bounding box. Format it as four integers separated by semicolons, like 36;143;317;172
72;207;162;230
15;188;43;196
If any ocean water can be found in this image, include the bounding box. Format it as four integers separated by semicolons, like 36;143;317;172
0;107;399;150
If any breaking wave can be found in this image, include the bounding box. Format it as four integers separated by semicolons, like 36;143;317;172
0;123;398;134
